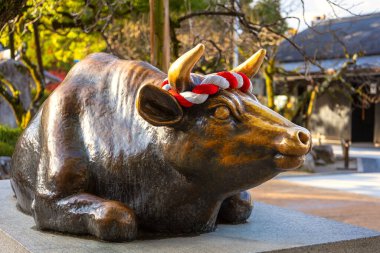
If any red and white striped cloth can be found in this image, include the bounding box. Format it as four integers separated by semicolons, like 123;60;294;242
161;71;252;107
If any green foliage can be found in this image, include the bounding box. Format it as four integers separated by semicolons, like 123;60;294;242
249;0;288;34
33;29;106;71
169;0;211;18
0;142;14;156
0;0;110;71
0;125;22;156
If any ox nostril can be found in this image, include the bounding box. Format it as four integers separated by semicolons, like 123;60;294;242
297;131;310;145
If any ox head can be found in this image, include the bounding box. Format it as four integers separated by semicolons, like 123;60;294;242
136;44;311;192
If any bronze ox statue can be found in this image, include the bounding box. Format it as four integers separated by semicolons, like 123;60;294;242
11;44;311;241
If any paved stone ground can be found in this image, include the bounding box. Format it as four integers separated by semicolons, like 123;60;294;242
250;179;380;232
282;173;380;197
332;144;380;159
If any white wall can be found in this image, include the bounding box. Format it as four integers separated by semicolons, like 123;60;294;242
310;91;351;141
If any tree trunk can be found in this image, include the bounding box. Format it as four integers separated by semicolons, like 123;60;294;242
33;21;44;81
9;31;15;59
305;85;318;129
264;59;275;109
150;0;170;72
264;73;274;109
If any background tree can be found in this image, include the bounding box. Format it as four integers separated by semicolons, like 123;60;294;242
0;0;371;131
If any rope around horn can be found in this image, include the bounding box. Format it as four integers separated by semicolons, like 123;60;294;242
161;71;253;108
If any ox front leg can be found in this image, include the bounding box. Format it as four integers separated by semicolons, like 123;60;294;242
217;191;253;224
33;194;138;241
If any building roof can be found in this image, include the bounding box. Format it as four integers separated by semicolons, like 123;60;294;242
277;13;380;63
281;55;380;74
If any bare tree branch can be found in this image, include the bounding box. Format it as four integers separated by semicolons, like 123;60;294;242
177;11;244;24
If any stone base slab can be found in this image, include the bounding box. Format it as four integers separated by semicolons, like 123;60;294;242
0;180;379;253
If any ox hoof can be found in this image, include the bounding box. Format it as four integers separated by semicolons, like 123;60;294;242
218;191;253;224
88;202;138;241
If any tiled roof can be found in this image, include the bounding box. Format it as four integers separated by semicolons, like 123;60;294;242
277;13;380;63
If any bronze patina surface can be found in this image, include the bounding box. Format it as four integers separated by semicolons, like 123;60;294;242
10;44;311;241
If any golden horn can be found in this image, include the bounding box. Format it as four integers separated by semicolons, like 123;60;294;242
232;49;266;77
168;43;205;92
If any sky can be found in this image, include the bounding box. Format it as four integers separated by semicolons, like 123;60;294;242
281;0;380;31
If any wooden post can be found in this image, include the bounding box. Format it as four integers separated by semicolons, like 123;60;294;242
341;139;351;169
150;0;170;72
32;21;44;81
232;0;240;68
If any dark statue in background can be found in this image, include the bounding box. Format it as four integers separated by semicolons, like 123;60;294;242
11;44;311;241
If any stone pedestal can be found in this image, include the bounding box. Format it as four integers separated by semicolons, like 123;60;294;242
0;180;379;253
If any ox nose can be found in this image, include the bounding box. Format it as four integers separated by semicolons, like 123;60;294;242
297;129;311;147
291;127;311;155
275;127;311;156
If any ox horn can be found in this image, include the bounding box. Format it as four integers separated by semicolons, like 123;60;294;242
232;49;266;77
168;43;205;92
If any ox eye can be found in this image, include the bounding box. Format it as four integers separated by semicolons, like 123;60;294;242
214;106;231;120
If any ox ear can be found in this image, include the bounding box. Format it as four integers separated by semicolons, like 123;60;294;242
136;84;183;126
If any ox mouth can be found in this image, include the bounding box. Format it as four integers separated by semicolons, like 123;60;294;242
274;154;305;170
